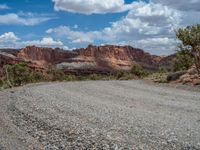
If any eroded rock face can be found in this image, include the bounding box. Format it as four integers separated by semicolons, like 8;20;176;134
76;45;133;70
1;45;174;75
76;45;162;71
0;52;22;67
17;46;78;66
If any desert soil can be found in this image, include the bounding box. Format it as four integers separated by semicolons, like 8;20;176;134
0;80;200;150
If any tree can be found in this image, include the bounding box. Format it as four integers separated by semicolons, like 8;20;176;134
172;47;194;72
176;24;200;74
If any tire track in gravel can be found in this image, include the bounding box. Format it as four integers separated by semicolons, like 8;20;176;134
0;80;200;150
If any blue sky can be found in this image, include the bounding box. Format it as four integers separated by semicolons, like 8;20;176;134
0;0;200;55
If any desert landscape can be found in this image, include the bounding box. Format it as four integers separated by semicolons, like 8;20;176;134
0;0;200;149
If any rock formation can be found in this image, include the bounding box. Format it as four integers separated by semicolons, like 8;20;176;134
1;45;175;75
17;46;78;66
0;52;23;67
73;45;163;71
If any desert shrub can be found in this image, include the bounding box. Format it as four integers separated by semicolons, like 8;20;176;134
130;65;148;77
116;70;126;79
158;67;168;74
146;72;168;83
119;73;135;80
65;75;76;81
74;74;117;81
172;49;194;72
48;69;66;81
146;67;169;83
88;74;103;80
0;78;3;87
2;63;44;87
77;74;106;81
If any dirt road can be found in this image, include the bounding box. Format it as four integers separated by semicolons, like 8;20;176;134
0;80;200;150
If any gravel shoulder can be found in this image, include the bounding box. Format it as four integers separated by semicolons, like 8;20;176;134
0;80;200;150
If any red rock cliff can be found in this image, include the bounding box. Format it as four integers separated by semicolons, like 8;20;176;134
8;45;173;73
76;45;162;70
17;46;77;66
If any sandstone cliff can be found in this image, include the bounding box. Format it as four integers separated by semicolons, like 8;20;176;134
1;45;175;75
75;45;162;71
17;46;78;66
0;52;23;67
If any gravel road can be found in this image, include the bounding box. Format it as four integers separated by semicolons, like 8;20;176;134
0;80;200;150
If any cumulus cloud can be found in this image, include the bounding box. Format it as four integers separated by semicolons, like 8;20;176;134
0;13;52;26
23;37;63;47
1;0;198;54
0;32;19;43
49;0;200;55
47;2;181;54
0;4;9;10
46;26;100;43
0;32;66;49
0;32;20;48
52;0;133;14
152;0;200;11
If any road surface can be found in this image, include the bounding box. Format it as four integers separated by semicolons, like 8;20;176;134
0;80;200;150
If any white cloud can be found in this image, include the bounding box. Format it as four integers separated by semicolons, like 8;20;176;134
23;37;63;47
2;1;200;55
47;2;181;54
152;0;200;11
0;32;66;49
52;0;133;14
48;0;200;55
46;26;100;43
0;32;19;43
0;4;9;10
0;32;20;48
0;13;52;26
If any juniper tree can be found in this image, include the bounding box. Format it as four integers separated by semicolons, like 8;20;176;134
176;24;200;74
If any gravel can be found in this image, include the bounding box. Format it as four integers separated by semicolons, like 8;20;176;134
0;80;200;150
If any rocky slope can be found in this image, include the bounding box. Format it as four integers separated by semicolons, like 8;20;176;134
177;65;200;85
0;52;23;68
0;45;175;75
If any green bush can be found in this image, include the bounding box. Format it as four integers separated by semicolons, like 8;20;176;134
65;75;76;81
116;70;126;79
2;63;44;87
146;72;168;83
48;69;66;81
0;78;3;89
172;49;194;72
158;67;168;74
119;73;135;80
88;74;103;80
130;65;148;77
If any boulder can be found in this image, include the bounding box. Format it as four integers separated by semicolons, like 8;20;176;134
167;71;187;82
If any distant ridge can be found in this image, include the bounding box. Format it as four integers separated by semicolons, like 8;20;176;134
0;45;175;75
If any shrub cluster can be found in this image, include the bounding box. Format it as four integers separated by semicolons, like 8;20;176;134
0;63;152;90
1;63;43;89
130;65;148;77
172;49;194;72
